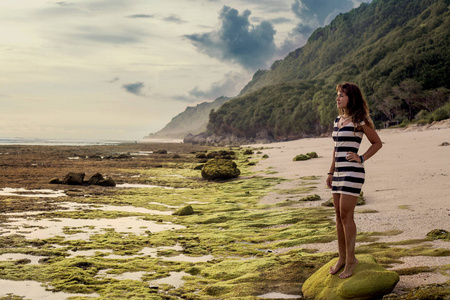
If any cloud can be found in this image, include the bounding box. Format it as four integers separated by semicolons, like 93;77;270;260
276;0;371;58
127;14;154;19
184;6;277;70
163;15;188;24
55;2;73;6
270;17;292;24
175;72;249;102
122;82;146;96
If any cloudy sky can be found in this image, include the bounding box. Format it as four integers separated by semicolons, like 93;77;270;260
1;0;370;141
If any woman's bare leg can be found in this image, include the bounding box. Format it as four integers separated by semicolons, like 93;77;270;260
338;193;359;278
330;193;346;274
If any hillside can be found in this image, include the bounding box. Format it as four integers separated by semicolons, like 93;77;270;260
144;96;230;139
205;0;450;142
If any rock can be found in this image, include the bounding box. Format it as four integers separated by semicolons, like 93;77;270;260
87;173;104;185
86;173;116;187
243;148;254;155
62;172;85;185
49;178;61;184
201;159;240;180
299;194;321;201
97;177;116;187
307;151;318;158
302;255;399;300
426;229;450;241
293;154;311;161
172;205;194;216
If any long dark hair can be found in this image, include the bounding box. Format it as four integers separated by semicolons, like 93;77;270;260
336;82;374;129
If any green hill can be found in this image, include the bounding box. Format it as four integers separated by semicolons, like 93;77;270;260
206;0;450;141
144;96;230;139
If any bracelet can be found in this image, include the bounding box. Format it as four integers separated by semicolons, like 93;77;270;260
327;172;333;175
360;155;364;163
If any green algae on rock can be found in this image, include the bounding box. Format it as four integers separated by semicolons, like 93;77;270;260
302;255;399;300
201;159;241;180
172;205;194;216
426;229;450;241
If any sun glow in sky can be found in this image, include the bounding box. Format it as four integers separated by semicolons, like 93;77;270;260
0;0;369;140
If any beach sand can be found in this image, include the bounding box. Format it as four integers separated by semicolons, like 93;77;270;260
249;119;450;291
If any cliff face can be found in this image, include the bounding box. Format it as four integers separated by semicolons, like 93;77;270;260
144;96;230;139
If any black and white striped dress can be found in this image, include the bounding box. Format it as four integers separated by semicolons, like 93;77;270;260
332;116;365;197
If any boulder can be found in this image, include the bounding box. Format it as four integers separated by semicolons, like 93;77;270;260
87;173;116;187
172;205;194;216
302;255;399;300
97;177;116;187
201;159;240;180
87;173;104;185
62;172;85;185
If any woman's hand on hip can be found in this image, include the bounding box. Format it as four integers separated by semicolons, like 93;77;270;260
346;152;361;162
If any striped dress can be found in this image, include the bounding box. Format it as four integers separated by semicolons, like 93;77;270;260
332;116;365;197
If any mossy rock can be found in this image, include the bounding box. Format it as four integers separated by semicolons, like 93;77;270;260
322;192;365;207
307;152;318;158
293;154;311;161
201;159;240;181
172;205;194;216
383;282;450;300
426;229;450;241
299;194;321;201
302;255;399;300
243;149;254;155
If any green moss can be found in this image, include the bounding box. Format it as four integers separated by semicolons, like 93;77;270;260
427;229;450;241
398;205;412;210
299;194;321;201
394;266;434;276
277;186;315;195
300;176;320;180
2;144;449;299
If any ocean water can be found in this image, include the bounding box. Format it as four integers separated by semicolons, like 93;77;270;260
0;137;131;146
0;137;184;145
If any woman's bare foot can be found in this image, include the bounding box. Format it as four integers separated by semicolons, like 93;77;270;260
329;259;345;275
339;259;359;279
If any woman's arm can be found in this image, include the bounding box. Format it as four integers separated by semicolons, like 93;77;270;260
360;124;382;162
326;148;336;189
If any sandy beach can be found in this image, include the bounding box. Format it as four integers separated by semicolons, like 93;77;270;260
249;119;450;291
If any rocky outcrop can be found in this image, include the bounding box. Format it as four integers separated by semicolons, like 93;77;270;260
302;255;399;300
201;159;240;181
50;172;116;187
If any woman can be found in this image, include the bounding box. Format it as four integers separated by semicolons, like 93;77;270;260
326;82;382;279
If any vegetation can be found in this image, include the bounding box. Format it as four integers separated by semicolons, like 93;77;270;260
207;0;450;141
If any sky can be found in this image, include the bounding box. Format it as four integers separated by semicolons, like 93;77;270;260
0;0;370;141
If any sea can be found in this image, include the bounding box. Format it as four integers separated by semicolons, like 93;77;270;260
0;137;183;146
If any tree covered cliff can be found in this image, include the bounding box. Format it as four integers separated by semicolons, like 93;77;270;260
206;0;450;141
